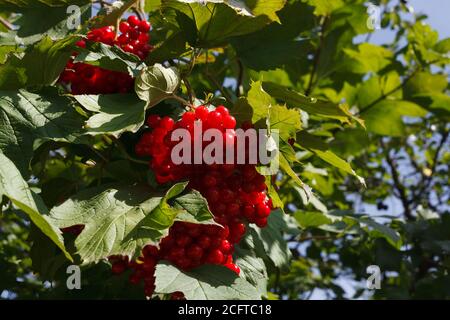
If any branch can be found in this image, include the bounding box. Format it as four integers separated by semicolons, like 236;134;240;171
235;59;244;97
357;69;419;115
381;140;414;221
305;16;329;96
0;16;13;31
423;129;449;191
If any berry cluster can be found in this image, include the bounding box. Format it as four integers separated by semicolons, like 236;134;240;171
110;106;273;298
59;15;152;94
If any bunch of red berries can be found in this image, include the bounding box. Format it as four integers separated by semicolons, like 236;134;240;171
59;15;152;95
111;105;273;297
109;244;159;297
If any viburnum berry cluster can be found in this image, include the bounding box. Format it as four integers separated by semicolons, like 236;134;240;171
59;15;152;94
107;105;274;298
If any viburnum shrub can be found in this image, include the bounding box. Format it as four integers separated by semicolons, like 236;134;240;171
109;105;274;297
2;0;417;302
59;15;152;94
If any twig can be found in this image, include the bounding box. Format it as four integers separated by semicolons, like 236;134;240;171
183;77;195;106
235;59;244;97
381;140;414;221
423;130;449;191
170;94;192;107
0;16;13;31
205;72;233;104
357;68;419;115
305;16;329;96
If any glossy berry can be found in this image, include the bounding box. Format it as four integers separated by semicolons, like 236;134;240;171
59;15;153;95
114;105;275;298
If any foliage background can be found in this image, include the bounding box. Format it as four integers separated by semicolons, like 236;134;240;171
0;0;449;300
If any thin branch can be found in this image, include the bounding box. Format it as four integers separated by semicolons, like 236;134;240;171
0;16;13;31
182;77;195;106
357;69;419;115
305;16;329;96
381;140;414;221
205;72;233;104
423;129;449;190
169;94;192;107
235;59;244;97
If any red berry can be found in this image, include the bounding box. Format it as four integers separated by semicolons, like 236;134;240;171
225;263;240;275
181;111;196;126
138;20;151;33
119;21;131;33
220;240;232;254
123;44;134;52
186;245;203;260
195;105;209;121
206;249;224;264
203;174;217;187
198;235;212;249
147;115;161;127
160;116;175;131
176;234;192;247
256;204;271;218
111;262;127;274
223;115;236;129
127;15;140;27
255;217;268;228
118;33;130;45
215;106;229;116
206;111;223;129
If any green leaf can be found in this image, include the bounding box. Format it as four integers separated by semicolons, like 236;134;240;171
305;0;344;16
49;182;214;264
269;104;301;140
362;100;428;136
50;184;164;264
409;93;450;118
75;94;147;137
358;217;402;249
342;43;393;74
145;30;189;65
297;130;365;185
279;150;307;189
0;36;75;90
295;211;332;228
13;3;92;44
262;82;362;125
0;88;86;176
0;151;72;261
154;261;260;300
172;190;218;225
230;1;313;70
404;71;448;98
74;42;143;77
161;0;286;46
237;80;301;139
234;246;268;296
134;63;180;107
250;209;292;270
0;0;91;8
